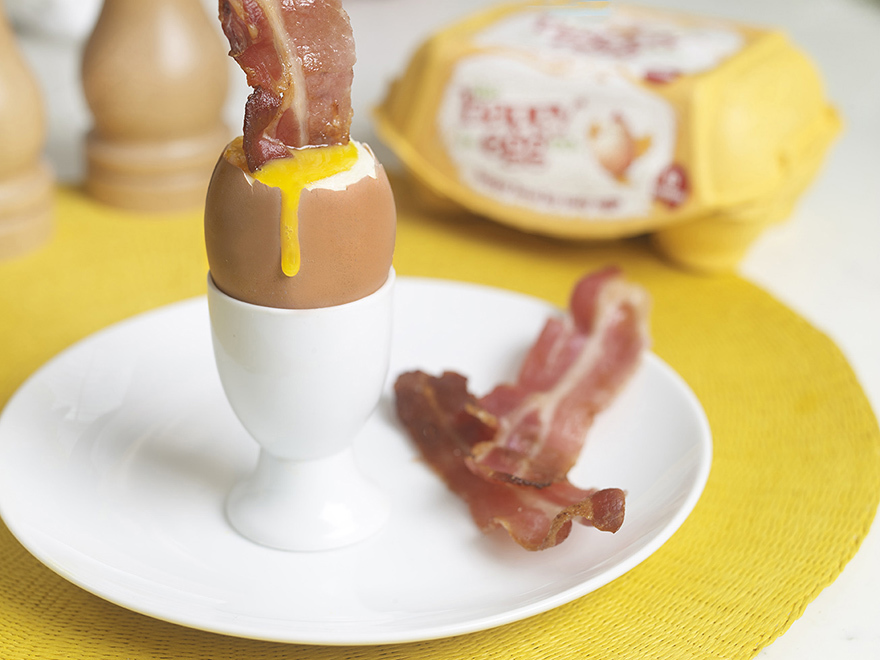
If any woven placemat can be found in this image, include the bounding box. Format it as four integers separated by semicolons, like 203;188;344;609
1;180;878;659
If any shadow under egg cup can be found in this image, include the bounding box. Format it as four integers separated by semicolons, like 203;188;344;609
207;270;395;551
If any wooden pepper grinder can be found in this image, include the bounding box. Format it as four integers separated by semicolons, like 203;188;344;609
0;1;54;259
82;0;229;212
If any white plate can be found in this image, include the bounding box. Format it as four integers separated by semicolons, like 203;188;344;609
0;278;711;646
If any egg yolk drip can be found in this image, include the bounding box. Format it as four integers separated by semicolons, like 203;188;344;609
251;142;359;277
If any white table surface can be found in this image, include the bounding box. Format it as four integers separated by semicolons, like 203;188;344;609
10;0;880;657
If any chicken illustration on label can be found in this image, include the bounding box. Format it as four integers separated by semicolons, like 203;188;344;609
588;113;652;183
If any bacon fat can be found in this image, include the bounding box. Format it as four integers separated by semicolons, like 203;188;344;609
393;268;649;550
219;0;356;171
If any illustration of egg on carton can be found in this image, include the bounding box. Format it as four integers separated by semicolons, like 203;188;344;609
374;1;840;272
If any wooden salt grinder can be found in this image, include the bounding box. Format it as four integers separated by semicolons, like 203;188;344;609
82;0;229;212
0;2;54;260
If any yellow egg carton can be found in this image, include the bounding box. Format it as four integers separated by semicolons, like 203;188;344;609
374;2;840;272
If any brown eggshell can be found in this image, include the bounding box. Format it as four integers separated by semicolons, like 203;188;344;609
204;146;396;309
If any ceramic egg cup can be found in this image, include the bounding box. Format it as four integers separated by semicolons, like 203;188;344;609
207;270;394;551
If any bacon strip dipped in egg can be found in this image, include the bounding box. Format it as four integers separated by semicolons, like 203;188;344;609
206;0;395;310
394;269;649;550
219;0;356;171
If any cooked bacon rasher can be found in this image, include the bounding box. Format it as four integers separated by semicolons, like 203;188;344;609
395;371;626;551
219;0;356;171
469;267;651;487
394;268;649;550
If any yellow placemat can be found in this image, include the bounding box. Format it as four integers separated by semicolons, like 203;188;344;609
1;180;878;660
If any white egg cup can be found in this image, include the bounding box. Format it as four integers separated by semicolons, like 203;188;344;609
207;270;394;551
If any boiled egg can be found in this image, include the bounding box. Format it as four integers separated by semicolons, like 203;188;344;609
204;138;396;309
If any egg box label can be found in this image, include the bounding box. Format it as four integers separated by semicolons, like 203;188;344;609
438;54;680;219
475;5;745;83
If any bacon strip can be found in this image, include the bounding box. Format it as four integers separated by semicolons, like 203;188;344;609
394;371;625;551
219;0;356;171
394;269;650;550
466;267;650;487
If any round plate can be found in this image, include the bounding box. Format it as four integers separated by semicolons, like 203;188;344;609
0;277;711;645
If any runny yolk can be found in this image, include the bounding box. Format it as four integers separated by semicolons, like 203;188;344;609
251;142;359;277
